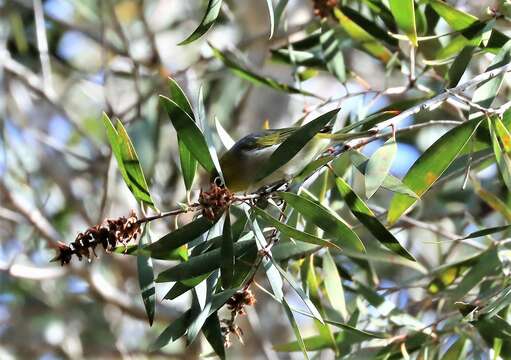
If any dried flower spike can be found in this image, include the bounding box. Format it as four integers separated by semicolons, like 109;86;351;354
52;210;141;266
312;0;337;18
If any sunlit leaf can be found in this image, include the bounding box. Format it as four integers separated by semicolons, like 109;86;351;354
365;136;397;198
179;0;223;45
103;113;155;207
323;250;348;320
387;119;481;224
282;299;310;359
389;0;417;46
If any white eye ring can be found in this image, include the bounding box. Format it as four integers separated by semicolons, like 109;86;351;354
214;176;224;187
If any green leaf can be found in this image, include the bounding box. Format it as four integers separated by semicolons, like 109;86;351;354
447;46;476;88
441;337;466;360
489;117;511;192
145;217;215;258
282;299;310;359
462;225;511;240
168;78;198;189
178;0;223;45
210;45;319;98
350;151;418;198
470;40;511;112
103;114;155;207
389;0;417;46
256;109;339;181
274;262;324;323
164;273;212;300
155;240;256;282
334;176;415;261
137;225;155;326
160;95;215;173
203;312;226;360
333;8;393;63
254;207;341;250
323;250;348;320
220;212;234;289
365;137;397;198
280;192;366;252
387;119;481;224
495;116;511;153
247;211;284;301
320;22;346;82
151;310;191;349
178;140;197;190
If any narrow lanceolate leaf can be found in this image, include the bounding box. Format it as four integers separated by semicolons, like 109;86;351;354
387;119;481;224
257;109;339;181
333;8;392;63
495;116;511;153
350;151;418;198
155;240;256;282
151;310;191;350
160;95;215;172
254;207;341;250
473;180;511;222
334;176;415;261
447;46;476;88
203;312;226;360
274;0;289;34
389;0;417;46
365;136;397;198
280;192;366;252
179;0;223;45
146;217;215;258
470;40;511;112
274;262;324;323
210;45;319;98
137;225;155;326
103;114;155;207
323;250;348;320
168;78;198;189
220;212;234;289
320;22;346;82
282;299;310;359
489;117;511;192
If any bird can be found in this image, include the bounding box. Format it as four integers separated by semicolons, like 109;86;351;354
210;124;371;193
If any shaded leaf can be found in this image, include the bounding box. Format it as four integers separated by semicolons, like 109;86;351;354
137;225;155;326
254;207;341;250
156;240;256;282
211;45;319;98
282;299;310;359
320;22;345;82
146;217;215;258
160;95;215;172
220;211;234;289
203;312;226;360
334;176;415;261
151;310;191;349
280;192;366;252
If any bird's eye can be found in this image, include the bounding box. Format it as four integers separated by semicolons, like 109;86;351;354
214;176;224;187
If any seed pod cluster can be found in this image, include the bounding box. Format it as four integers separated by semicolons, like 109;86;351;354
53;210;141;266
199;184;234;221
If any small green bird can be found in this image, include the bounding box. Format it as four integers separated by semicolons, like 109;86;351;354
211;125;370;193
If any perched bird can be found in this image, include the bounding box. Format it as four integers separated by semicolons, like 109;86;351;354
211;125;370;193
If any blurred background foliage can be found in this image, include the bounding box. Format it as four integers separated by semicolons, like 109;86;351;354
4;0;511;359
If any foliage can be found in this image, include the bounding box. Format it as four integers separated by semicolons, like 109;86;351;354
3;0;511;359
